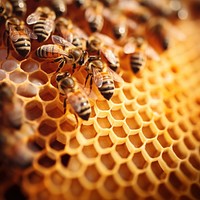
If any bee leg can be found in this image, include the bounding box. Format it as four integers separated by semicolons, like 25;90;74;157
56;58;65;73
3;31;10;58
89;76;93;94
72;64;76;74
74;114;79;129
63;97;67;114
85;73;90;87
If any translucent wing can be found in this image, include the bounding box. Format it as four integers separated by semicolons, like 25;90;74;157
52;35;75;47
24;26;38;40
44;19;55;32
103;48;117;65
9;25;19;42
73;25;88;40
85;7;95;22
145;45;160;61
93;32;114;45
107;67;124;83
78;83;97;100
26;12;40;25
93;68;103;88
123;41;136;54
68;95;82;113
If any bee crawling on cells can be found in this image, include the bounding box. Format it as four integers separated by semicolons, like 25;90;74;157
4;17;37;58
123;36;160;74
26;6;56;42
85;55;124;100
56;71;92;123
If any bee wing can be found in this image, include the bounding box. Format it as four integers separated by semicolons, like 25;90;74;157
9;25;19;42
85;7;95;22
52;35;75;47
107;67;124;83
26;12;40;25
123;42;136;54
93;32;114;45
103;48;117;65
93;68;103;88
68;95;82;113
24;26;38;40
73;26;88;40
78;83;97;100
44;19;55;32
145;45;160;61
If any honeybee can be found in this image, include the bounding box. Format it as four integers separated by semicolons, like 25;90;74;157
74;0;90;8
8;0;27;16
0;0;12;21
85;56;123;100
0;82;23;129
5;17;37;58
123;36;160;74
56;71;91;121
87;33;120;72
100;0;117;7
26;6;56;42
85;1;104;32
49;0;67;17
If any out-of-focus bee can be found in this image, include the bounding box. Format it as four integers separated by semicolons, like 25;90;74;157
85;56;123;100
49;0;67;17
100;0;118;7
0;82;23;129
5;17;37;58
87;33;120;72
85;1;104;32
9;0;27;17
0;0;12;21
26;6;56;42
123;36;160;74
51;35;89;72
74;0;90;8
56;71;91;121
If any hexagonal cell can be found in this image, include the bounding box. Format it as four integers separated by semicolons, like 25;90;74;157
60;153;71;167
118;163;133;181
165;111;176;122
110;93;122;104
80;124;97;139
84;164;101;183
27;138;44;153
154;117;167;130
9;71;27;83
1;60;19;72
188;153;200;170
96;99;110;111
0;69;6;81
124;186;139;200
39;85;57;101
142;124;158;139
126;114;142;130
49;170;65;186
190;183;200;200
183;137;196;150
110;109;125;120
136;94;148;106
172;143;188;160
137;172;155;192
157;133;171;148
21;59;39;72
67;156;81;172
59;118;76;132
167;126;181;140
89;190;103;200
132;151;148;169
82;144;98;158
29;71;48;85
192;130;200;142
26;169;44;184
97;117;112;129
69;137;80;149
112;126;127;138
17;83;37;98
145;142;160;158
169;171;187;191
162;150;178;168
69;178;84;197
115;143;130;159
128;134;143;148
41;62;58;74
178;121;189;133
37;152;56;168
122;87;135;100
100;153;115;170
98;135;113;149
151;161;167;180
180;162;197;181
45;101;64;118
38;119;57;136
138;108;152;122
104;175;119;193
158;183;175;200
49;135;65;151
25;100;43;120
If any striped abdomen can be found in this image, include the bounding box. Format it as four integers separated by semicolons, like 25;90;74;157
88;15;103;32
36;44;63;59
12;32;30;57
98;72;114;100
33;19;52;42
130;51;145;74
68;91;91;120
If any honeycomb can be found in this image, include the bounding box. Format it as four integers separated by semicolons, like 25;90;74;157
0;1;200;200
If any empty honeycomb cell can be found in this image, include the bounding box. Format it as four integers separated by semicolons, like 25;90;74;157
165;111;176;122
172;143;188;159
37;152;56;168
110;93;123;104
96;100;110;111
157;133;172;148
0;69;6;80
9;71;27;83
1;60;18;72
162;150;178;168
112;126;127;138
169;171;187;191
89;190;103;200
98;135;113;149
137;172;155;192
20;59;39;73
190;183;200;199
96;117;112;129
25;100;43;121
69;137;80;150
104;175;119;193
38;119;57;136
110;109;125;120
60;154;71;167
192;130;200;142
132;151;148;169
84;164;101;183
49;170;65;188
128;134;143;148
180;162;197;181
151;161;167;180
59;118;76;132
100;153;115;170
124;186;139;200
27;138;44;153
154;117;168;130
118;163;133;182
142;124;158;139
126;114;142;130
183;137;196;150
178;121;189;133
138;108;152;122
158;183;175;200
17;83;37;98
188;153;200;170
122;87;136;100
39;85;57;101
25;169;44;185
82;144;98;158
167;126;181;140
145;142;161;158
49;135;65;151
136;95;148;106
29;71;49;86
115;143;130;159
80;124;97;140
69;179;84;197
41;62;58;74
124;102;138;112
45;101;64;118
